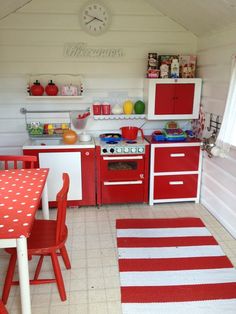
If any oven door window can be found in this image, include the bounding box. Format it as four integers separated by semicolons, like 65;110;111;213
101;156;144;181
108;161;137;171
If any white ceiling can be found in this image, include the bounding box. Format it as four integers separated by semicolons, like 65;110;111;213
147;0;236;36
0;0;32;20
1;0;236;36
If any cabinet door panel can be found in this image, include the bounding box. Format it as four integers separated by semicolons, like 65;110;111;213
154;84;175;114
154;146;200;172
39;152;82;202
154;174;198;199
174;84;194;114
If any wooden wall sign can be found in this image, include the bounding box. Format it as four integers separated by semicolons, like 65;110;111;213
64;42;125;58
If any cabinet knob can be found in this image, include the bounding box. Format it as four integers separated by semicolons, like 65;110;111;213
85;152;90;156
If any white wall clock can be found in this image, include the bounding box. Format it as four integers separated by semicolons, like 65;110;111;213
79;1;111;36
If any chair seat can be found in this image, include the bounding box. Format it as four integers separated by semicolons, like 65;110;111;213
6;220;68;255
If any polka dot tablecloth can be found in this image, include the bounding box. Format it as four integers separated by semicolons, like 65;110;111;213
0;168;49;239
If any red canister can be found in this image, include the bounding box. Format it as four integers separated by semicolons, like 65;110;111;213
93;103;102;115
30;80;44;96
101;103;111;115
45;80;59;96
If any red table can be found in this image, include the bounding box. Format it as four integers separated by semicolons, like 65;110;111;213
0;168;49;314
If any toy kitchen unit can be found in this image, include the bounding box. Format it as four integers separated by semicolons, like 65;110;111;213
22;108;96;207
95;133;150;206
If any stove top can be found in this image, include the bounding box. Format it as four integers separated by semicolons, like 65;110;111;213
96;137;148;155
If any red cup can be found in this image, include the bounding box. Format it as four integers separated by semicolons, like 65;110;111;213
93;103;101;115
101;103;111;115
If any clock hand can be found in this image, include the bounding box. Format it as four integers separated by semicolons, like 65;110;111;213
85;13;104;23
85;17;96;25
94;17;104;23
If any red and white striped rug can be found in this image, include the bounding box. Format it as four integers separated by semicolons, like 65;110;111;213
116;217;236;314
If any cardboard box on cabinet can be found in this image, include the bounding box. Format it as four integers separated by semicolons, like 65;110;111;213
179;55;197;78
158;55;179;78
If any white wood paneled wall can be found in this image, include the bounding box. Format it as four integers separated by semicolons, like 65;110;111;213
197;25;236;238
0;0;197;155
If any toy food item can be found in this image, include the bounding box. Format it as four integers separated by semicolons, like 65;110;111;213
134;100;145;114
123;100;134;114
44;123;54;135
111;104;123;115
45;80;59;96
62;129;78;144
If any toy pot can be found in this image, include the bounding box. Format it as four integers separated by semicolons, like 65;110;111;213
120;126;144;140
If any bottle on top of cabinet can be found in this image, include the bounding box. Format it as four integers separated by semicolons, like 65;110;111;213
171;59;179;78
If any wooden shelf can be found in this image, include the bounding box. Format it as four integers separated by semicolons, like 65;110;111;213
93;114;146;120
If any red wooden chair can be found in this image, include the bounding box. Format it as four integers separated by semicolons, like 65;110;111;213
2;173;71;303
0;155;37;169
0;300;8;314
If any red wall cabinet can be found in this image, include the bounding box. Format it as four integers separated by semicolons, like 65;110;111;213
149;141;202;205
144;78;202;120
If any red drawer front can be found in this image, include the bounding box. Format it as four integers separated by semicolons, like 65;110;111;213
154;174;198;199
154;146;200;172
101;181;145;204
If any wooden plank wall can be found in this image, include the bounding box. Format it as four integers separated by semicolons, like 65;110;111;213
197;25;236;238
0;0;197;155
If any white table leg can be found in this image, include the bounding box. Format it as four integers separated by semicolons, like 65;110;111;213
16;236;31;314
41;181;49;220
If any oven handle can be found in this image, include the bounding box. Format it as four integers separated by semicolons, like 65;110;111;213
103;156;143;160
104;180;143;186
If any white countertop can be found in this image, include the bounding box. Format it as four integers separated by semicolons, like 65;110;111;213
23;137;95;150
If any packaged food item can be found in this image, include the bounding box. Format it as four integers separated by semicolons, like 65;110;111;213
160;63;169;78
158;55;179;78
61;85;78;96
147;53;159;78
171;59;179;78
179;55;197;78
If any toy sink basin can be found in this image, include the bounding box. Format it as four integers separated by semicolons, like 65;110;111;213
30;138;63;146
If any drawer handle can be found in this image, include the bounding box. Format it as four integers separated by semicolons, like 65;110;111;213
104;180;142;186
169;181;184;185
170;153;185;157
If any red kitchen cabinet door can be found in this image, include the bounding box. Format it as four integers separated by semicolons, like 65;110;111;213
154;84;175;114
174;83;195;114
154;146;200;172
153;174;198;199
154;83;194;115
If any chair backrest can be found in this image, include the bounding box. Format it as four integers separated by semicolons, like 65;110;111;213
0;155;37;170
55;173;70;243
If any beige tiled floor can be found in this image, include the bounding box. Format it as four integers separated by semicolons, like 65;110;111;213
1;202;236;314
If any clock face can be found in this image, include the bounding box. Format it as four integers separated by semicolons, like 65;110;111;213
80;1;111;35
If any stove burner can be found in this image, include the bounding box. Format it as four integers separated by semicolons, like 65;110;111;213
125;140;137;144
106;141;118;145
